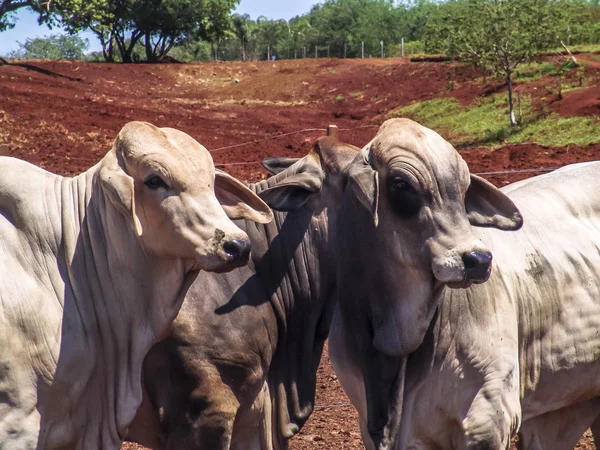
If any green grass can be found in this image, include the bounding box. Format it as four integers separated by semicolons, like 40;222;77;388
507;116;600;146
514;61;556;82
547;44;600;54
388;94;600;148
335;95;345;101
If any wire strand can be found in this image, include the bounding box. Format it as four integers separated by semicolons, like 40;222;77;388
475;167;557;175
209;128;327;152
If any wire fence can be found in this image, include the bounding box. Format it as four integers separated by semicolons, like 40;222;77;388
211;124;563;176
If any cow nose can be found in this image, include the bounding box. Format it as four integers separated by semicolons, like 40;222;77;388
223;239;251;261
462;250;493;282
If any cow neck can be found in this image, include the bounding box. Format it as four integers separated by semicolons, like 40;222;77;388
37;167;192;449
248;175;330;325
246;176;335;443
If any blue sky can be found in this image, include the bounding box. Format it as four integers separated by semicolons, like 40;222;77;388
0;0;319;56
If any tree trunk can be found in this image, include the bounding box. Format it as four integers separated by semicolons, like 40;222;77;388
506;70;516;126
144;32;154;62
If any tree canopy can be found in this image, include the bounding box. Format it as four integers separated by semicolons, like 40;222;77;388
2;0;600;63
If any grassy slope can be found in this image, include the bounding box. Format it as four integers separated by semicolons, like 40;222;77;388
388;61;600;148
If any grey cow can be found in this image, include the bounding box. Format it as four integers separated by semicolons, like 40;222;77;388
330;123;600;449
126;135;360;450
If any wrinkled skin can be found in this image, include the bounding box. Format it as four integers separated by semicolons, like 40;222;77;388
0;121;271;450
328;118;522;450
384;162;600;450
126;136;360;450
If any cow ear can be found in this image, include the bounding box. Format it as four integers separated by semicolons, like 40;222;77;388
348;160;379;227
214;170;274;224
258;159;323;211
262;156;300;175
466;174;523;231
98;149;143;236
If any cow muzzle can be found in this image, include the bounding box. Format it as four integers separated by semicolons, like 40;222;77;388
221;238;251;267
462;250;492;283
192;229;253;273
431;241;493;289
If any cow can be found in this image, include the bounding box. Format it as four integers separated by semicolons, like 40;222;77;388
328;118;527;450
0;121;273;450
330;126;600;449
126;118;522;450
126;134;361;450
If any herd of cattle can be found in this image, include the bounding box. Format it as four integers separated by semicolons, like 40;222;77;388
0;117;599;450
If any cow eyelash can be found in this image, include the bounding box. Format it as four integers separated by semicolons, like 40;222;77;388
144;175;170;190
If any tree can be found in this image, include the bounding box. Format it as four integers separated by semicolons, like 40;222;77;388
255;16;286;59
231;13;254;61
445;0;564;126
285;17;315;58
1;0;43;31
54;0;237;63
8;33;89;59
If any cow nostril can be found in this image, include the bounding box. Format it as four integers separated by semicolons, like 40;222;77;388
223;239;251;260
462;251;493;279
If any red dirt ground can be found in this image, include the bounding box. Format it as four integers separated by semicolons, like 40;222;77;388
1;56;599;450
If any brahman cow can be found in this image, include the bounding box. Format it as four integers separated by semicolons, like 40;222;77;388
330;125;600;449
126;135;360;450
126;118;521;450
0;121;272;450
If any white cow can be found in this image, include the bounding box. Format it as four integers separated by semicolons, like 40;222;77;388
330;122;600;448
328;118;523;450
0;121;273;450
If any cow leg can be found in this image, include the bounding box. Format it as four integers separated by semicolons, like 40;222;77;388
230;382;273;450
517;399;600;450
329;310;376;450
460;374;521;450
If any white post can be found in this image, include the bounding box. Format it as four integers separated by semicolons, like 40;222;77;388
380;40;384;58
401;37;404;57
267;44;270;60
315;45;318;58
327;124;339;139
361;41;364;59
344;42;347;58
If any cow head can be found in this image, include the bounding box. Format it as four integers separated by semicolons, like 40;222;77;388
259;135;359;233
342;118;522;356
98;121;273;273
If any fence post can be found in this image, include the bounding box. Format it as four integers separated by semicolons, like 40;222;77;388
327;125;339;139
267;44;270;61
315;45;318;58
344;43;347;59
380;40;384;58
361;41;364;59
401;37;404;57
295;49;297;59
327;44;330;58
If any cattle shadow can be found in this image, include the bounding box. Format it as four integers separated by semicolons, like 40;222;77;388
214;207;313;315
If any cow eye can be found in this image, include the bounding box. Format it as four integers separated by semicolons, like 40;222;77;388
144;175;170;190
387;176;422;219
